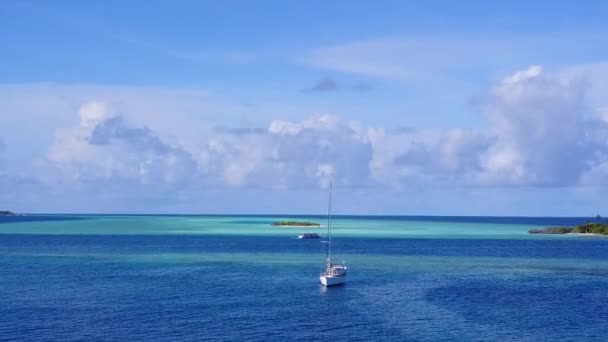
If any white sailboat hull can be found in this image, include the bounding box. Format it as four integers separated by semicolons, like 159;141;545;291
320;275;345;286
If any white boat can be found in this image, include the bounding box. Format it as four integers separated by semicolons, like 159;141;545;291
320;183;347;286
298;233;320;239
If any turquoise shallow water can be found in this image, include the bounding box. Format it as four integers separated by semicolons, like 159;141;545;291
1;215;607;341
0;214;591;238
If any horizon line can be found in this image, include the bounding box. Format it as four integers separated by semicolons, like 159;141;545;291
5;212;603;219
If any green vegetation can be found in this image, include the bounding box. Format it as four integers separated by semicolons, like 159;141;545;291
572;222;608;235
271;221;320;227
0;210;16;216
529;221;608;235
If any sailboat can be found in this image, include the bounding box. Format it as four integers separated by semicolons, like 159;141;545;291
320;183;347;286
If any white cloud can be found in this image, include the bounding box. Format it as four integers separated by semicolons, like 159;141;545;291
48;101;199;186
478;65;590;186
560;62;608;99
44;106;372;192
368;127;491;187
368;65;608;187
306;38;433;81
5;64;608;210
200;114;372;189
502;65;543;85
305;33;601;82
0;83;271;156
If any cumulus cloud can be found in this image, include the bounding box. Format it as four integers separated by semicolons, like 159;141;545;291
579;108;608;185
368;128;492;187
478;65;590;186
370;65;608;187
199;62;608;190
200;114;372;189
39;66;608;195
48;101;198;185
46;104;372;191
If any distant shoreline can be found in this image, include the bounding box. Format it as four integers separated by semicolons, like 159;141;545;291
566;232;608;237
529;223;608;236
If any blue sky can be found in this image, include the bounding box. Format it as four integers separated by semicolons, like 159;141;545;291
1;1;608;215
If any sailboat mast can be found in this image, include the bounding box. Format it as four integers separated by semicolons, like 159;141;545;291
326;182;332;265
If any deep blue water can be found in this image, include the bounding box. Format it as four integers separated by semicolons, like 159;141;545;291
0;215;86;224
1;217;608;341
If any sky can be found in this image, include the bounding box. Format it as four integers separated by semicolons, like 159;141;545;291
2;0;608;215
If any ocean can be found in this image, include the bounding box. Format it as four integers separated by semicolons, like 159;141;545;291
1;215;607;341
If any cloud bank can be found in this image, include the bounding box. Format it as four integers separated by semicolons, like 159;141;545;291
40;66;608;195
371;65;608;187
47;104;371;191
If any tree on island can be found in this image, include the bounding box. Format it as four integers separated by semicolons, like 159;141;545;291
530;215;608;235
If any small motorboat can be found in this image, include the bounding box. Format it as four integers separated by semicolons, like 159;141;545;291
298;233;320;239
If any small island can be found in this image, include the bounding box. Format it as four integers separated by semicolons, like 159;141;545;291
271;221;321;227
529;222;608;236
0;210;16;216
